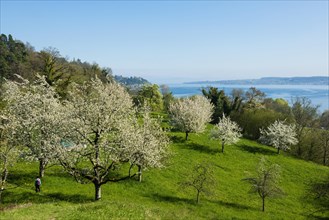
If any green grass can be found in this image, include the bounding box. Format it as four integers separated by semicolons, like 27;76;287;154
1;128;328;219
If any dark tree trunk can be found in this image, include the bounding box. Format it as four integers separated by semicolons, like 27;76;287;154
277;148;280;154
94;182;101;200
262;196;265;212
0;167;8;204
185;131;189;141
196;190;200;204
221;140;225;153
138;165;142;182
297;145;302;157
324;139;328;166
38;158;47;178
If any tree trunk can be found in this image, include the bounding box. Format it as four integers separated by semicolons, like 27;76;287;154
221;140;225;153
94;182;101;200
196;190;200;204
185;131;189;141
324;139;328;166
0;167;8;204
262;196;265;212
277;148;280;154
38;158;47;178
138;165;142;182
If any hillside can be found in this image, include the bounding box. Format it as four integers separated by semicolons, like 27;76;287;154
185;76;329;85
0;128;328;219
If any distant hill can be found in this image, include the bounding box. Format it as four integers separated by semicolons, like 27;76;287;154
114;75;150;86
185;76;329;85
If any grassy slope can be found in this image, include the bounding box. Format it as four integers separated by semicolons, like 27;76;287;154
1;128;328;220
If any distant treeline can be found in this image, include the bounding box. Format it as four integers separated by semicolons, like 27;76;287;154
186;76;329;85
0;34;149;97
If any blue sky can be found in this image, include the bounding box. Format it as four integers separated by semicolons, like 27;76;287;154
1;1;328;83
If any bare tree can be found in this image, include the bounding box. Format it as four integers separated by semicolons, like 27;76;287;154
243;157;283;212
291;97;319;156
180;162;215;204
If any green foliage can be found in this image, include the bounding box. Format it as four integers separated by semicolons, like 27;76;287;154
231;108;288;140
114;75;149;86
0;34;28;83
202;87;232;124
160;84;175;112
134;84;163;112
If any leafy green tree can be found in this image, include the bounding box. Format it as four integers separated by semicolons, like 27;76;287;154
135;84;163;112
0;34;28;82
202;87;231;123
243;157;283;212
231;108;286;140
160;84;175;112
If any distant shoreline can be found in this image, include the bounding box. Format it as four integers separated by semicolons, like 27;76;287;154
184;76;329;85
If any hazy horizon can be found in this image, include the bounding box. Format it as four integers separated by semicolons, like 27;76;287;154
1;1;328;84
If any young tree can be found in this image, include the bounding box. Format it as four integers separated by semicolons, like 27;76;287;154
259;120;298;154
180;162;215;204
210;114;242;153
127;110;169;182
3;76;65;177
169;96;213;140
243;157;283;212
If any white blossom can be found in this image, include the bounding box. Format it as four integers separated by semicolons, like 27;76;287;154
169;95;213;140
58;79;169;199
126;109;169;181
2;76;65;177
259;120;298;154
210;114;242;153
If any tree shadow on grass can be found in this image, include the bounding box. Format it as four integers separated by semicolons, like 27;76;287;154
7;171;36;187
148;193;195;205
237;144;276;156
183;142;218;155
2;191;93;205
46;192;93;203
170;135;186;144
211;199;256;211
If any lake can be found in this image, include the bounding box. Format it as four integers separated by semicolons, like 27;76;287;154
168;83;329;113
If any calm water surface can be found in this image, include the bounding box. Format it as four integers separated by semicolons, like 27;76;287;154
168;84;329;112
